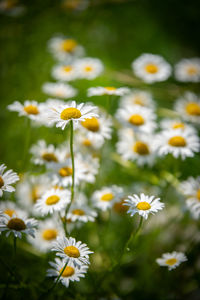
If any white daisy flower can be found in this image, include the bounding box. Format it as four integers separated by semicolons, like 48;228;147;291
51;63;78;82
52;236;93;266
116;105;157;133
174;92;200;124
75;131;105;150
154;129;200;159
156;251;187;270
28;218;64;252
124;193;164;220
34;188;70;216
160;118;197;133
87;86;129;97
0;164;19;197
92;186;124;211
117;129;156;166
0;201;27;219
119;90;155;109
0;213;37;238
76;154;100;184
74;57;104;80
174;58;200;82
48;36;84;62
47;258;88;288
132;53;171;83
67;203;97;223
7;100;45;122
47;100;98;130
42;82;77;99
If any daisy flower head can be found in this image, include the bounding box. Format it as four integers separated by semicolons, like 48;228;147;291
67;203;97;223
174;92;200;124
132;53;171;83
30;140;61;166
116;105;157;133
174;58;200;82
51;63;78;82
160;118;197;134
156;251;187;271
0;213;37;238
0;164;19;197
88;86;130;97
47;258;88;288
75;131;105;150
124;193;164;220
74;57;104;80
0;200;27;219
28;218;64;252
34;188;70;216
47;100;98;130
119;90;155;110
75;153;100;184
52;236;93;266
154;129;200;159
48;35;84;62
92;186;124;211
42;82;77;99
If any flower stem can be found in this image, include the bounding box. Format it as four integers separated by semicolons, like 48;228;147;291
50;260;68;291
125;216;143;251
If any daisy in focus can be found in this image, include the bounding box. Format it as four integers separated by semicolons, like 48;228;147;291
132;53;171;83
124;193;164;220
174;92;200;124
174;58;200;82
119;90;155;109
42;82;77;99
92;185;124;211
34;188;70;216
154;129;200;159
51;63;78;82
88;86;129;97
0;164;19;197
156;251;187;270
47;258;88;288
47;100;98;130
74;57;104;80
52;236;93;266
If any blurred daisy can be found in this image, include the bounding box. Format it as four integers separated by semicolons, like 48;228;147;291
156;251;187;270
88;86;129;97
0;213;37;238
52;236;93;266
116;105;157;133
74;57;104;80
47;258;88;288
30;140;61;166
174;58;200;82
92;186;123;211
0;0;25;17
0;201;27;219
42;82;77;99
28;218;64;252
7;100;45;121
47;100;98;130
76;154;100;184
132;53;171;83
0;164;19;197
51;64;78;82
160;118;197;133
119;90;155;109
174;92;200;124
113;198;129;215
48;36;84;62
34;188;70;216
154;129;200;159
67;203;97;223
124;193;164;220
75;132;104;150
117;129;156;166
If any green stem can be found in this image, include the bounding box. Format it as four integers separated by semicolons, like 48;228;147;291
125;216;143;251
50;260;68;291
13;236;17;258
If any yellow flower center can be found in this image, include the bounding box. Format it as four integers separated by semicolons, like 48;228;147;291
61;39;77;52
129;114;145;126
42;152;58;162
60;107;82;120
81;117;100;132
101;193;114;201
172;122;185;129
105;87;116;91
84;66;93;72
185;102;200;116
82;139;92;147
196;189;200;201
136;201;151;210
42;229;58;240
4;209;15;217
59;167;72;177
168;136;186;147
133;96;144;106
133;141;149;155
45;195;60;205
24;105;39;115
64;246;80;258
165;258;177;266
31;186;39;203
0;176;4;188
63;65;73;73
72;209;85;216
53;185;64;190
60;266;75;277
187;66;198;75
145;64;159;74
7;218;26;231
